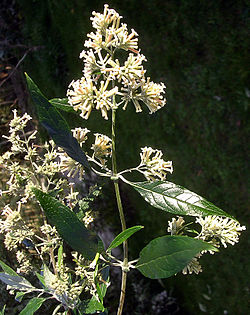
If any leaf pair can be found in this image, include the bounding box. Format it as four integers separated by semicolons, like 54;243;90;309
120;180;232;279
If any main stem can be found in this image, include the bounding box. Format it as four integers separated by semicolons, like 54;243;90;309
111;108;128;315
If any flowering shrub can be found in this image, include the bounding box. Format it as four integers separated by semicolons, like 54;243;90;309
0;5;246;315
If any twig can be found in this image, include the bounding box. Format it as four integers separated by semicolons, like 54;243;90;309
0;46;42;88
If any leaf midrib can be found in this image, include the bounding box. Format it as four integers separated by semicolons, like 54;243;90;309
131;181;228;217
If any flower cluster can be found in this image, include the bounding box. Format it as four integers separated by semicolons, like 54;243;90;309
182;255;203;275
167;215;246;275
67;77;118;120
91;133;112;165
167;216;185;235
0;204;34;251
196;215;246;248
67;4;166;120
139;146;173;181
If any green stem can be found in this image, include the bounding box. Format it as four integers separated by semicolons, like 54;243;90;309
111;108;128;315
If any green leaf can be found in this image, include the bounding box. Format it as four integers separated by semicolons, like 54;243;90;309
49;98;76;113
136;235;217;279
19;297;46;315
130;180;233;218
78;296;104;314
0;273;35;291
25;73;89;168
33;188;104;260
0;260;18;276
15;291;28;302
107;226;144;251
0;305;6;315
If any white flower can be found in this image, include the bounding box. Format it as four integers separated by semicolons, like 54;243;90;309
139;146;173;181
82;211;95;227
67;77;118;120
167;216;185;235
58;153;85;180
196;215;246;248
91;133;112;165
182;254;203;275
9;109;32;132
107;53;146;82
91;4;121;35
71;127;90;147
121;77;166;114
84;5;139;54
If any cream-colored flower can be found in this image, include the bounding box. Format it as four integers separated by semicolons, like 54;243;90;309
94;80;118;119
58;153;85;180
107;53;146;82
140;78;166;113
84;5;138;53
65;183;79;208
80;49;107;78
91;4;121;35
140;146;173;181
0;204;34;251
67;77;118;120
167;217;185;235
71;127;90;147
9;109;32;132
0;204;22;232
67;77;95;119
196;215;246;248
91;133;112;165
112;25;139;53
182;254;203;275
122;77;166;114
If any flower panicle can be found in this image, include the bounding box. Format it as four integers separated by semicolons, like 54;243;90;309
67;4;166;120
196;215;246;248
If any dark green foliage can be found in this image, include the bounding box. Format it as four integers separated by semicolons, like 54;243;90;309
26;74;89;168
33;188;104;260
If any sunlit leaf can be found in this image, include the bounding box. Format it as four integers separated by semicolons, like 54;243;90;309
0;260;18;276
19;297;47;315
78;296;105;314
136;235;218;279
107;226;144;251
0;273;35;291
129;180;232;218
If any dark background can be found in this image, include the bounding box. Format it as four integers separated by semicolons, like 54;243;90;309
0;0;249;314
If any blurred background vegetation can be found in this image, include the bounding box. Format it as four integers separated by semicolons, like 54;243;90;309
0;0;249;314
